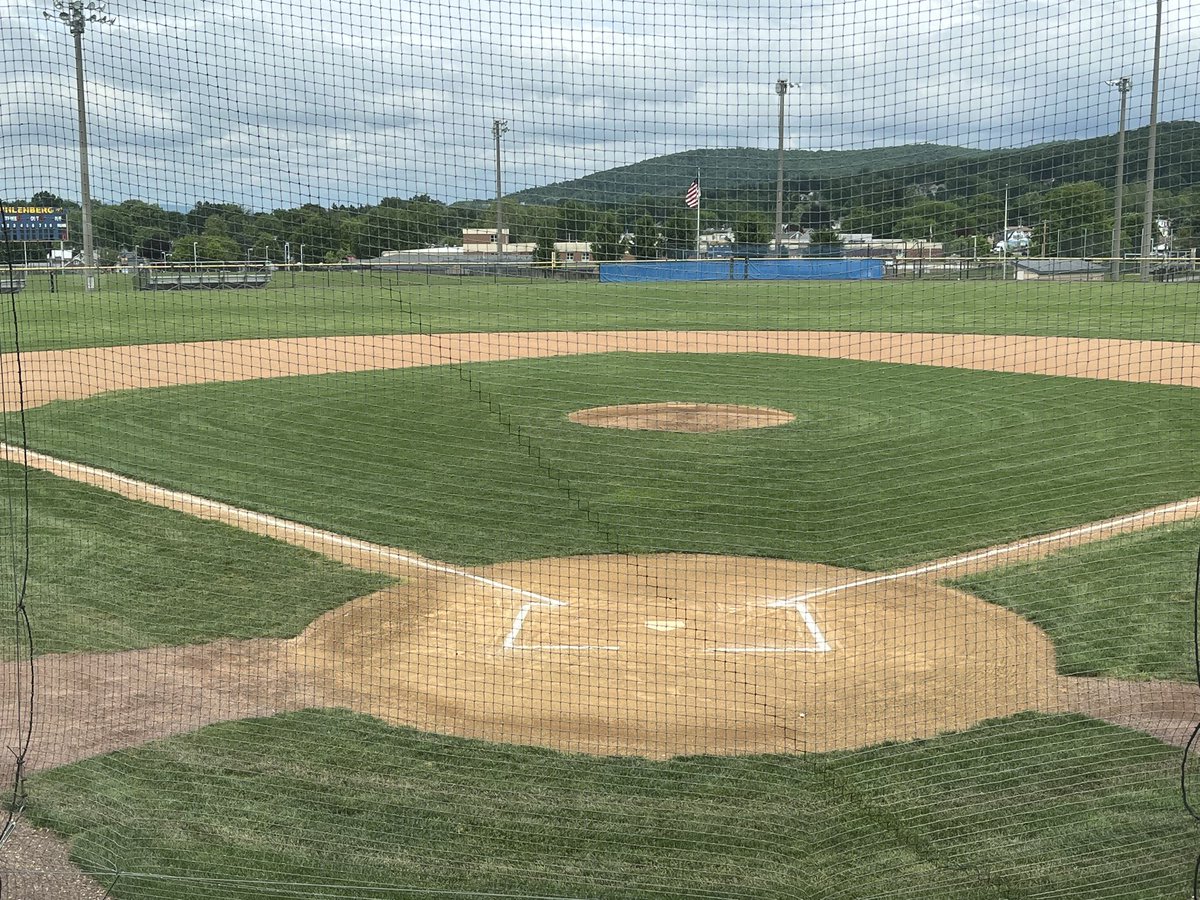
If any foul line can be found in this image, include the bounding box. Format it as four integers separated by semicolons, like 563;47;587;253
0;442;568;610
777;494;1200;606
4;442;1199;653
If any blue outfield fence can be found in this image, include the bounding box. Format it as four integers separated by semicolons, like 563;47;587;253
599;258;885;283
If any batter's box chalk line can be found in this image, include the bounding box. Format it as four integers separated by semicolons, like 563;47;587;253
501;596;832;654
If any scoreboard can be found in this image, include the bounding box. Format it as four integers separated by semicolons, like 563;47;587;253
1;207;68;242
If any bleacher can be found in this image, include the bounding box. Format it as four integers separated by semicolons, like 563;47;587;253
136;269;271;290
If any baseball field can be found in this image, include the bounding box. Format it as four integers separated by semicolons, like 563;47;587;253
2;273;1199;898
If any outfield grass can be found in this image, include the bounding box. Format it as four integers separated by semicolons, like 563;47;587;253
25;709;1196;899
0;462;390;658
8;273;1200;351
24;353;1200;570
957;520;1200;681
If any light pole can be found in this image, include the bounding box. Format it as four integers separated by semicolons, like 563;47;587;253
1140;0;1164;280
492;119;509;255
44;0;113;294
774;79;790;257
1106;76;1132;281
193;241;198;272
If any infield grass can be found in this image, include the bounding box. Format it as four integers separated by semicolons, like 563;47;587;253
0;462;390;658
9;273;1200;351
24;353;1200;570
25;709;1196;899
956;519;1200;681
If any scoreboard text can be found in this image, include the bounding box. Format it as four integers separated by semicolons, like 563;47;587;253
2;207;68;242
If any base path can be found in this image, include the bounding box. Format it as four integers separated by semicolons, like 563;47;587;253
3;330;1200;409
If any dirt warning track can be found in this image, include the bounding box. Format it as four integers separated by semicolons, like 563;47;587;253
4;329;1200;410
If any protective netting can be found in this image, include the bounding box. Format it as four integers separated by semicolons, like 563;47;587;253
1;0;1200;896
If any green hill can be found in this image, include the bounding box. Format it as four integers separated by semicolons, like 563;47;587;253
509;122;1200;206
510;145;988;204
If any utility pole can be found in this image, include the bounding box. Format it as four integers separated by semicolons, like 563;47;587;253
1001;186;1009;280
774;80;789;257
45;0;114;293
493;119;509;256
1140;0;1164;280
1106;76;1132;281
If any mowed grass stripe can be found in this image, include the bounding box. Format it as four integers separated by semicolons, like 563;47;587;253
12;275;1200;351
24;353;1200;570
0;462;390;658
26;709;1194;899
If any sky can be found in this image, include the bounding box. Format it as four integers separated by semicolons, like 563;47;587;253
0;0;1197;209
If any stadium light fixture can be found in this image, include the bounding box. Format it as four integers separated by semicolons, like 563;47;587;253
774;80;792;257
43;0;115;293
1105;76;1132;281
492;119;509;255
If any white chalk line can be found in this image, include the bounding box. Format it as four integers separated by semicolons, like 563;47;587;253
3;441;824;655
505;597;832;654
0;442;568;610
776;495;1200;606
5;442;1197;655
501;600;621;651
708;600;833;653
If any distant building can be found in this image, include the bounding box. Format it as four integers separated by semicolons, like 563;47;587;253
831;234;944;259
553;241;592;264
462;228;509;249
460;228;537;254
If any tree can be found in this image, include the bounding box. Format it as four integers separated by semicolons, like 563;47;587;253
168;234;241;263
732;213;771;256
1041;182;1112;257
805;228;843;258
586;213;624;261
793;201;834;230
31;190;71;209
347;207;418;258
733;214;771;246
661;211;696;258
556;200;595;242
631;215;661;260
138;235;172;261
532;220;556;263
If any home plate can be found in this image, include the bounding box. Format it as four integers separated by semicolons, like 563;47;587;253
645;620;686;632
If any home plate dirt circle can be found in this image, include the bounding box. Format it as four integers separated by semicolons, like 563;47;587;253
569;402;795;432
298;553;1059;758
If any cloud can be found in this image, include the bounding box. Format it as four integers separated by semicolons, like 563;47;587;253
0;0;1196;207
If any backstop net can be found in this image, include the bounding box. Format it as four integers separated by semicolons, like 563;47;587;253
2;0;1200;897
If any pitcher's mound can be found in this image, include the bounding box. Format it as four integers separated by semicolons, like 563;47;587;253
569;403;794;432
298;553;1060;758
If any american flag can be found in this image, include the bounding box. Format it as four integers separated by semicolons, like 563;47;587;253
684;178;700;209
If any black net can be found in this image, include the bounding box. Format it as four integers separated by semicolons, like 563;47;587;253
1;0;1199;896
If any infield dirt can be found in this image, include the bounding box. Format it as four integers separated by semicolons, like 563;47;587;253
568;402;795;432
2;328;1198;768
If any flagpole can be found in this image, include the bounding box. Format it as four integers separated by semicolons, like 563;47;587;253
695;168;701;259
